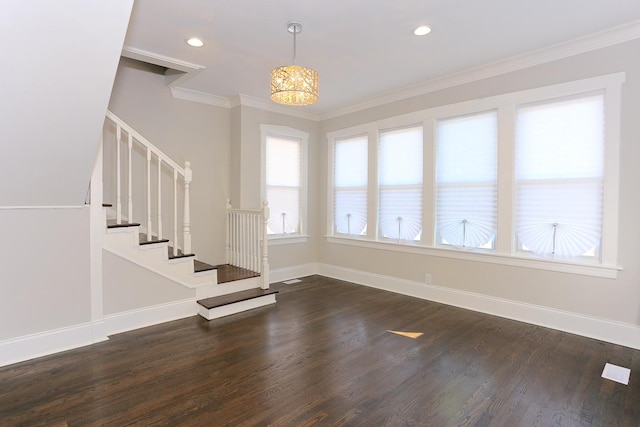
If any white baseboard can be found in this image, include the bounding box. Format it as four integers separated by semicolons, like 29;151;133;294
269;263;318;284
0;322;107;368
104;298;197;336
317;263;640;350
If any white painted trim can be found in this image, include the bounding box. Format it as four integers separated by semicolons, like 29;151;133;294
104;298;197;336
0;206;85;210
269;263;318;284
320;20;640;120
121;46;204;73
0;322;107;368
232;94;320;121
170;87;231;108
198;294;277;320
316;263;640;350
135;21;640;120
325;236;621;279
268;235;309;245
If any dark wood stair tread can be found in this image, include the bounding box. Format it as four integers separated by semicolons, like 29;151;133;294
139;233;170;245
215;264;261;283
107;219;140;228
168;246;195;260
197;288;278;310
194;260;217;273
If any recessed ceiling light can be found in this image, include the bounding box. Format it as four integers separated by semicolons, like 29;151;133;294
413;25;432;36
186;37;204;47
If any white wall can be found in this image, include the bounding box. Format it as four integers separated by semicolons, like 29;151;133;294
317;40;640;332
0;1;133;366
0;0;133;206
0;208;92;341
108;58;231;264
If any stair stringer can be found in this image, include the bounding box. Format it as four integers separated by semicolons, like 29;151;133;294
104;225;217;289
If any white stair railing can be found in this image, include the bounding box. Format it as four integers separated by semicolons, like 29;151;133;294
104;110;192;256
226;200;270;289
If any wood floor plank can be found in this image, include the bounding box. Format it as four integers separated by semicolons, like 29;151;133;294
0;275;638;426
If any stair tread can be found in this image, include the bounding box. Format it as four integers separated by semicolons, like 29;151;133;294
168;246;195;259
194;260;217;273
139;233;170;245
107;219;140;228
197;288;278;310
215;264;261;283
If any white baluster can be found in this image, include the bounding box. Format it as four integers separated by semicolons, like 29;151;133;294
127;133;133;223
261;200;270;289
116;125;122;224
157;157;163;239
173;168;178;257
146;149;152;241
225;199;231;265
183;161;192;255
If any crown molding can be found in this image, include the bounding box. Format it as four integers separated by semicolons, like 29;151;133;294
126;20;640;121
320;20;640;120
232;94;320;121
170;87;231;108
121;46;204;73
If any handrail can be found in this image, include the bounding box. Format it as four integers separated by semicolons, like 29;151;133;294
105;110;184;174
104;110;192;255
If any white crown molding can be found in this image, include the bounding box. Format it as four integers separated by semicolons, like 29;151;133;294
232;94;321;121
121;46;204;73
170;87;231;108
320;20;640;120
126;20;640;121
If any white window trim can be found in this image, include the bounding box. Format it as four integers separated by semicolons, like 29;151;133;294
261;124;309;243
326;73;625;278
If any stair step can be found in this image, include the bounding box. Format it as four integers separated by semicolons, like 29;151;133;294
168;246;195;260
197;288;278;320
107;219;140;228
138;233;170;245
194;260;216;273
215;264;260;283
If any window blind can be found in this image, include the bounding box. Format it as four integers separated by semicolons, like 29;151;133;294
435;111;498;248
514;92;605;258
378;126;423;241
266;135;301;234
334;135;368;235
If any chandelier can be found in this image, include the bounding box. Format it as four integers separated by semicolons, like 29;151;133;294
270;22;319;106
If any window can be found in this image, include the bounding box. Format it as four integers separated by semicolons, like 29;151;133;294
378;126;423;241
514;92;605;259
435;111;498;249
333;135;368;236
326;73;623;277
261;125;308;238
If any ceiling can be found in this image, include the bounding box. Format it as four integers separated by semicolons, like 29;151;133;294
123;0;640;116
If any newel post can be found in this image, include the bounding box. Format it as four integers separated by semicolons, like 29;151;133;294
261;200;270;289
183;161;192;255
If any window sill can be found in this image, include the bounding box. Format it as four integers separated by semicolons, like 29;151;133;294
269;235;309;245
325;235;622;279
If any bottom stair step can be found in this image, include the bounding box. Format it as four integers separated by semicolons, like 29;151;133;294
197;288;278;320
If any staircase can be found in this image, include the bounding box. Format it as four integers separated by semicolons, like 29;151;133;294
100;111;275;321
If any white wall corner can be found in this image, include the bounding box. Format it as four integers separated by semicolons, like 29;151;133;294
316;263;640;351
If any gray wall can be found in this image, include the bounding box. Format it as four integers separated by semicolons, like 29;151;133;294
108;58;231;265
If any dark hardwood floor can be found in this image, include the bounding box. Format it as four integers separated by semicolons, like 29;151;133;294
1;275;638;426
